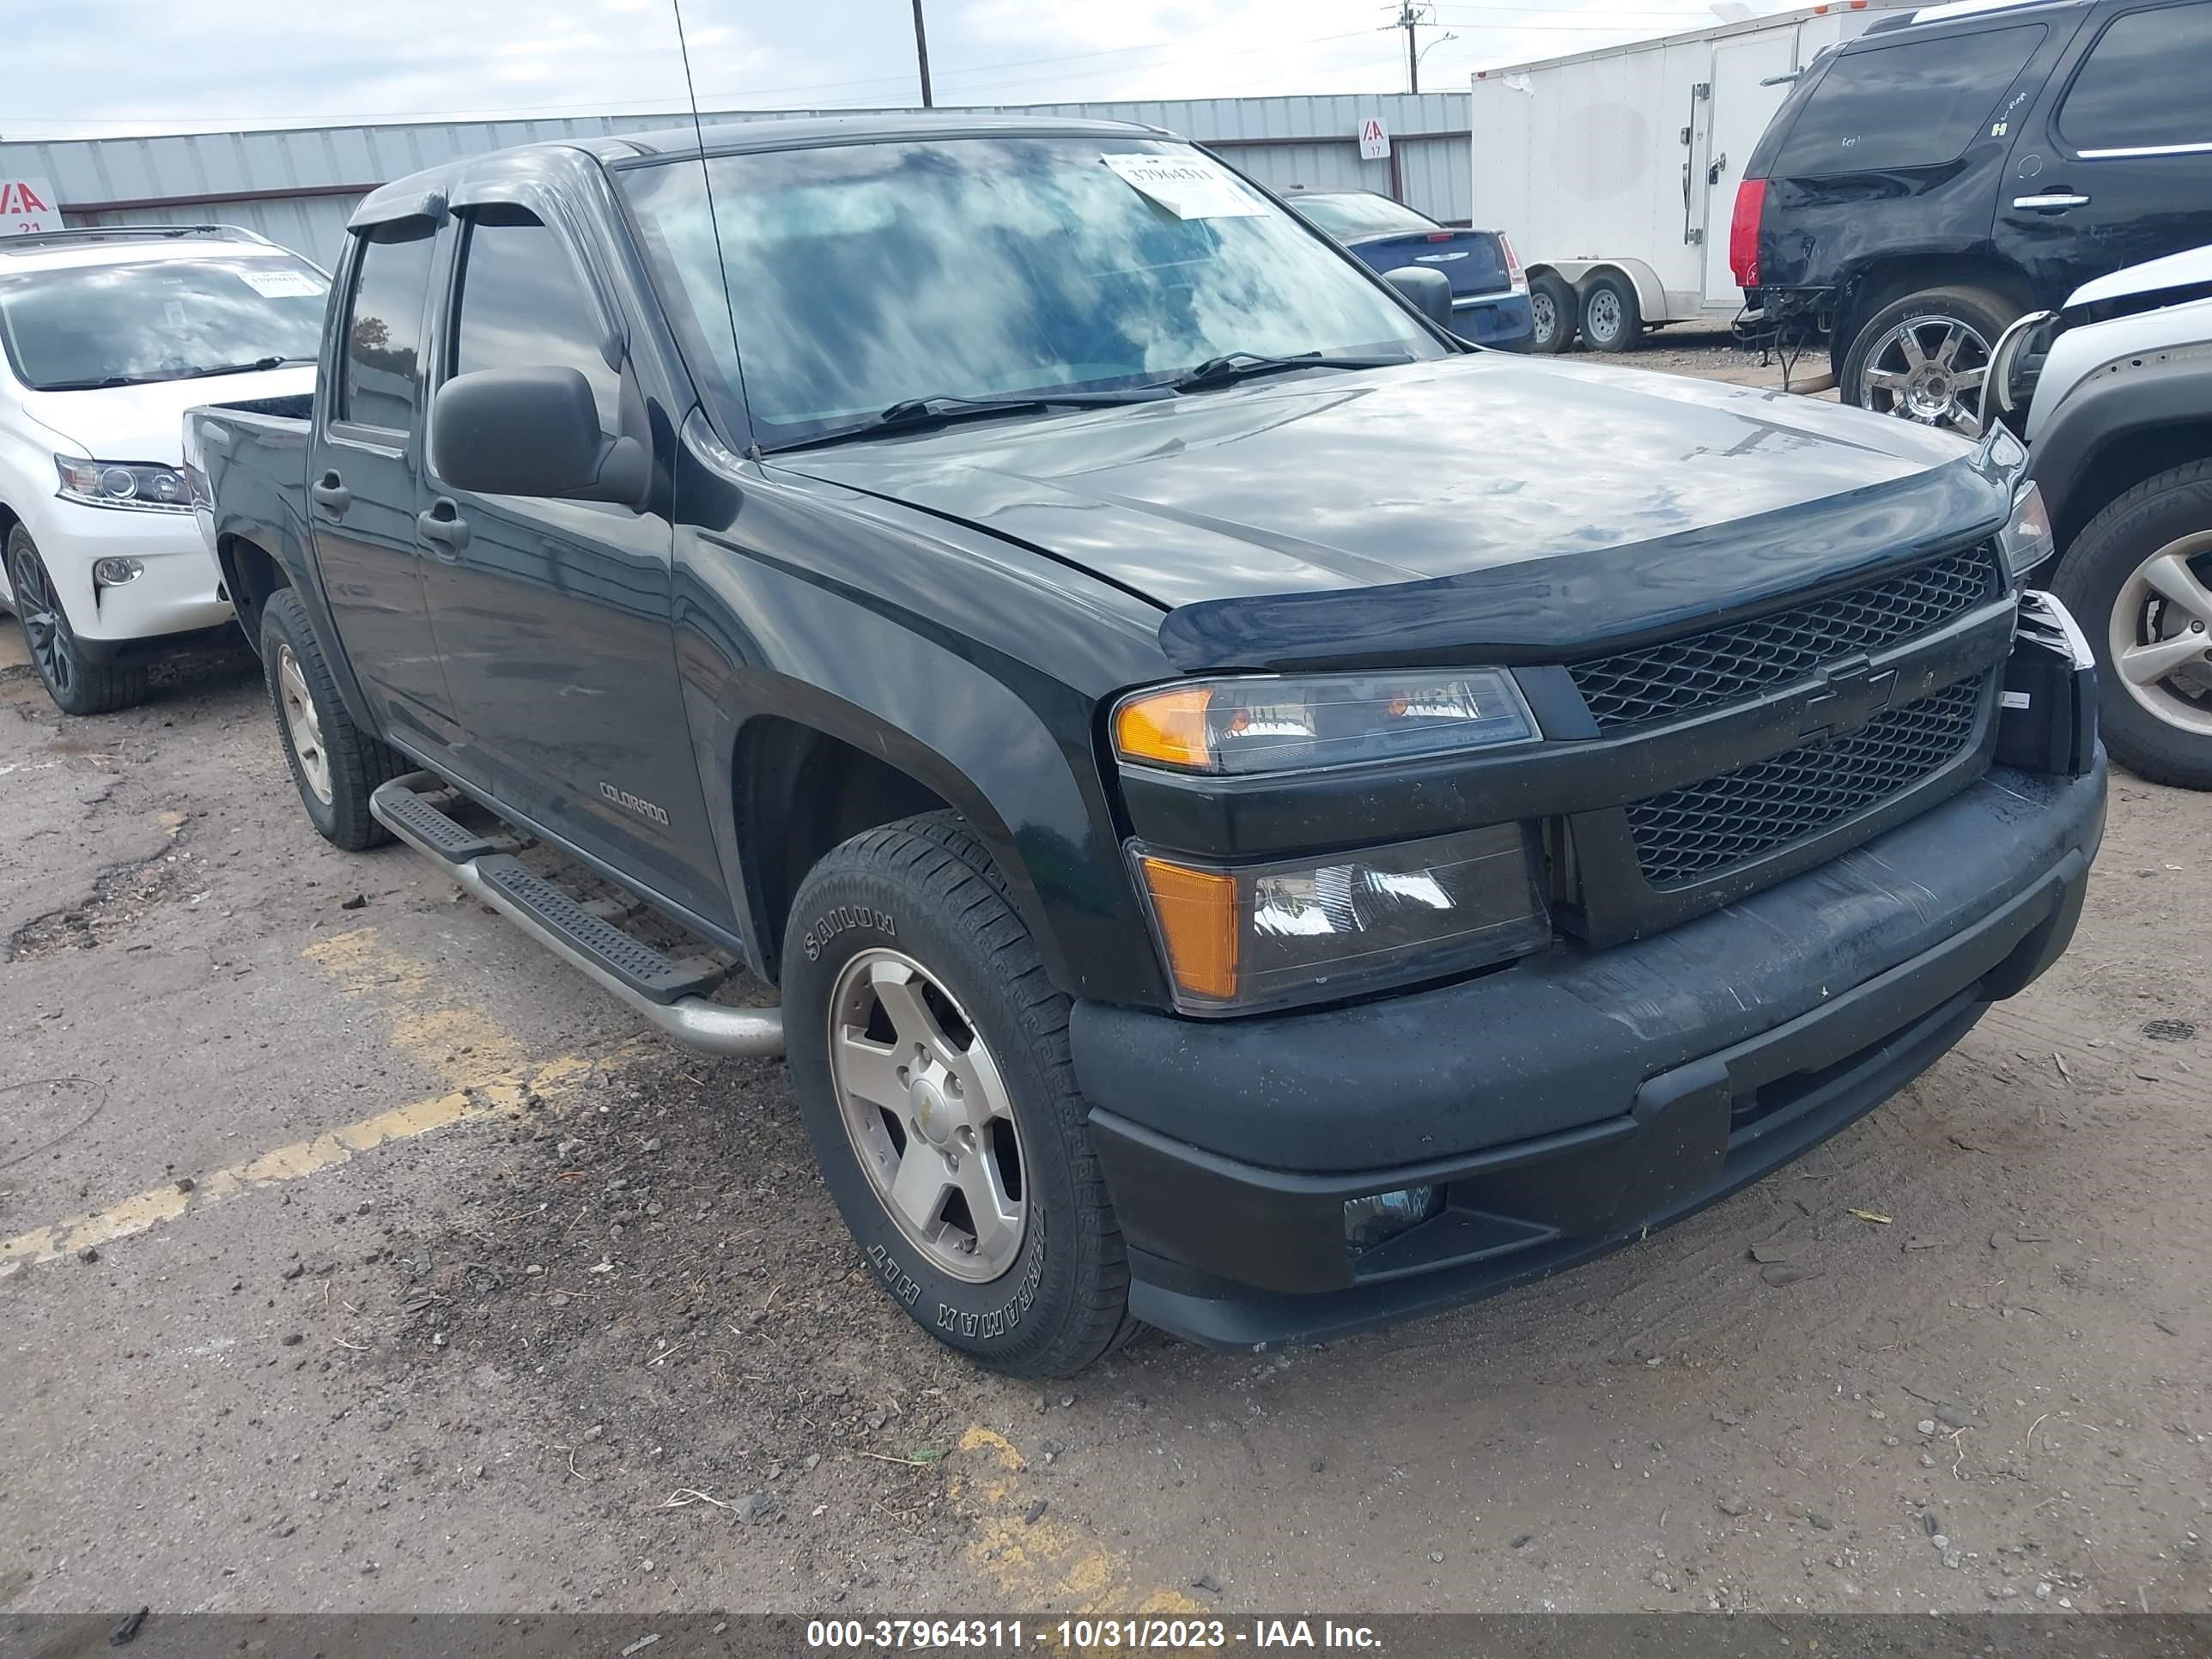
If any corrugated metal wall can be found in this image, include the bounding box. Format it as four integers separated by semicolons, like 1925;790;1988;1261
0;94;1470;266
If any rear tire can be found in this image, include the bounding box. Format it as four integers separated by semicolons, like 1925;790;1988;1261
782;811;1135;1376
5;526;150;716
258;586;403;849
1840;285;2020;435
1528;271;1577;354
1579;271;1643;354
2051;460;2212;791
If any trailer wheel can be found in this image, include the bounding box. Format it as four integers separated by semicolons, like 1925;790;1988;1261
1528;272;1577;354
1579;272;1643;353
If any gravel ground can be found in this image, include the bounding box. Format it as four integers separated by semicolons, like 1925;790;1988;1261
1;356;2206;1620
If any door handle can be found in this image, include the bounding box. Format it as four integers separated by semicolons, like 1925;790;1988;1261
417;497;471;556
2013;191;2090;211
310;471;349;514
1708;151;1727;185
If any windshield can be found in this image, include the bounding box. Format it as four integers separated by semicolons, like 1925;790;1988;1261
0;253;327;391
619;136;1442;446
1290;193;1441;240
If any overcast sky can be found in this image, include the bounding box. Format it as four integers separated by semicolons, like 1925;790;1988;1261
5;1;1768;140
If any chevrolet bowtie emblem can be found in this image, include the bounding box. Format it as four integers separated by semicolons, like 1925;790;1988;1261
1799;660;1897;738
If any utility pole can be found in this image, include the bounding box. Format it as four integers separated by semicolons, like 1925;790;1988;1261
1392;1;1434;96
912;0;934;108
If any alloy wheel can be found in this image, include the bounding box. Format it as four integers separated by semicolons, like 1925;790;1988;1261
2109;532;2212;738
1861;314;1991;434
276;641;334;804
9;545;75;700
828;948;1027;1283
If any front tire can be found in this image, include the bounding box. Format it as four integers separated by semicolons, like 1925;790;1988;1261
2051;460;2212;790
5;526;150;716
258;586;402;848
782;811;1133;1376
1578;271;1643;354
1528;271;1577;354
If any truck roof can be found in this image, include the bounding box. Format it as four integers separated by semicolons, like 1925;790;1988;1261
348;112;1174;231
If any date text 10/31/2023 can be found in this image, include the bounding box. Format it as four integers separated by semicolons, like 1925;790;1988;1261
804;1619;1384;1650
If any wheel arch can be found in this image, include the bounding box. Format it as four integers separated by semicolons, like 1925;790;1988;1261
2027;363;2212;553
732;713;966;983
1833;252;2035;372
214;532;291;651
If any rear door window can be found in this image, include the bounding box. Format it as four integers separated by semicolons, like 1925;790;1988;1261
2057;3;2212;155
338;222;434;434
1775;24;2045;176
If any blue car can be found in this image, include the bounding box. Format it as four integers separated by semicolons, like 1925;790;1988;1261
1284;189;1534;351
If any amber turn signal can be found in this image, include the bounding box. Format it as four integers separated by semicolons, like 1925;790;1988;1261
1114;686;1213;770
1135;854;1238;1002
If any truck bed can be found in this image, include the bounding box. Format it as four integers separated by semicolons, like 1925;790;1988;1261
194;392;313;426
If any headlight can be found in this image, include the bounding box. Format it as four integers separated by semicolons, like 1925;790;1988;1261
1132;823;1550;1014
1113;669;1536;775
2000;481;2057;582
55;454;191;512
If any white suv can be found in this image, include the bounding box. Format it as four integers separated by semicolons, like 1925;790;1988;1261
0;226;325;714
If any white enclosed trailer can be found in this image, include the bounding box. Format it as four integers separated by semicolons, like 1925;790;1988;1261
1471;0;1909;353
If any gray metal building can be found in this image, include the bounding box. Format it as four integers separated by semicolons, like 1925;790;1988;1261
0;93;1471;267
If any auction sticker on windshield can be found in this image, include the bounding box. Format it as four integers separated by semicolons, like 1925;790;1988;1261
1100;151;1267;219
236;267;325;298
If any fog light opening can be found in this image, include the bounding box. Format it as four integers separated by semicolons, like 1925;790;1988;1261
92;557;144;587
1344;1184;1442;1251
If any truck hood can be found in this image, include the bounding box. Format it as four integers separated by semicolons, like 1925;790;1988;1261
19;365;317;466
778;353;2010;671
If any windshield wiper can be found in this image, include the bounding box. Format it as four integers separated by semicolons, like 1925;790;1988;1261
30;356;312;392
773;388;1171;452
171;356;315;380
1170;350;1411;392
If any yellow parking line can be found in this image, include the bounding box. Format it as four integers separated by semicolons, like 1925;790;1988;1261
951;1426;1205;1618
0;1055;599;1275
305;924;529;1085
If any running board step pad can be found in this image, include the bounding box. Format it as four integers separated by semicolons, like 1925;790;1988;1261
370;780;500;862
473;855;720;1006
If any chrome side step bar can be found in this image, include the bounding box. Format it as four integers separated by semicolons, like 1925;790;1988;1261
369;772;785;1059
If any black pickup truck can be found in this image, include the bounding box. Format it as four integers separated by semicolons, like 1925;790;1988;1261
187;114;2106;1376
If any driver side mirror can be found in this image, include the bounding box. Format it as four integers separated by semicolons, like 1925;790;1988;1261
430;366;648;506
1383;265;1455;331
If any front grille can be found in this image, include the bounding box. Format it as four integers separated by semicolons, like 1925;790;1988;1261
1569;546;1998;729
1625;677;1987;888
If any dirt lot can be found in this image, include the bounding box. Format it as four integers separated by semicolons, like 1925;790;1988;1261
2;349;2207;1620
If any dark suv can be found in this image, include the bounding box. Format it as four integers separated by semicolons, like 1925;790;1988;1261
1733;0;2212;434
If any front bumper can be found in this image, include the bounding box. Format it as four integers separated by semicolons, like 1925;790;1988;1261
1072;758;2106;1350
23;498;232;655
1453;290;1534;349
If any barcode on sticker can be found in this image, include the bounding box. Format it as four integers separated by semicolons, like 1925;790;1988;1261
2001;690;2032;710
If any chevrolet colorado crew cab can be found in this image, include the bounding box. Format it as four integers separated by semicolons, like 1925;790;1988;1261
188;114;2106;1376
